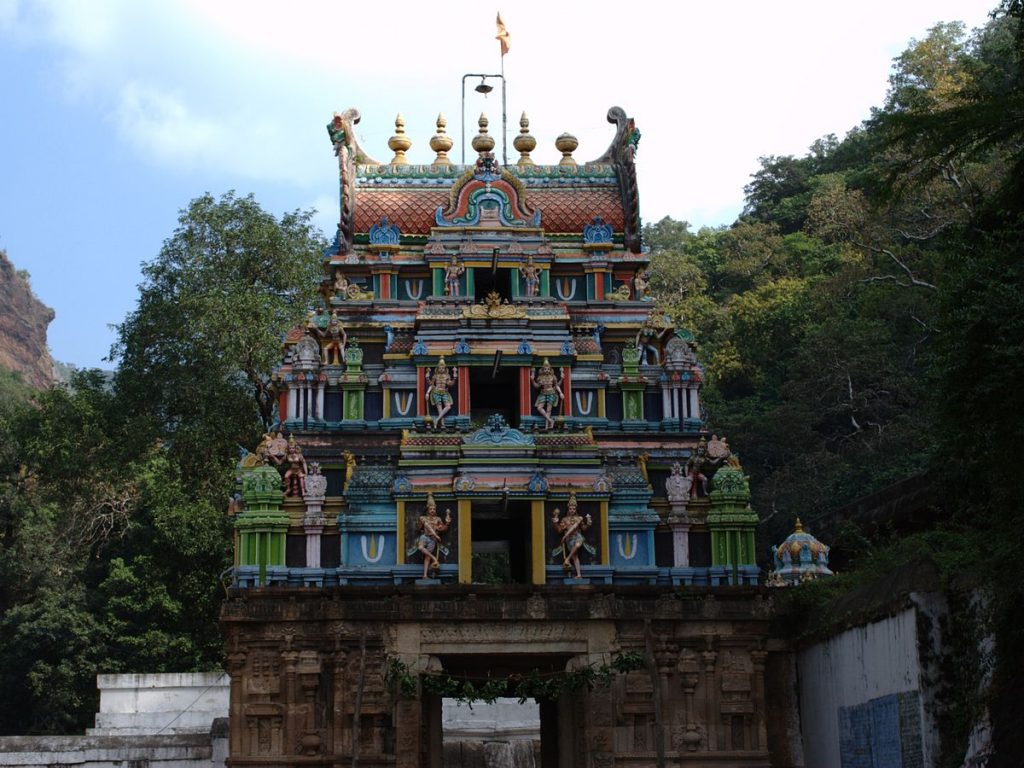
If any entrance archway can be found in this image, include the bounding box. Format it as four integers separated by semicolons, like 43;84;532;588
424;654;575;768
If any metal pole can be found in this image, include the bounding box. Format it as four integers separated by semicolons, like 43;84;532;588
500;59;507;166
461;74;468;165
460;73;505;166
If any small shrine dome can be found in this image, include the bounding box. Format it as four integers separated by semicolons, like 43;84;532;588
767;518;833;586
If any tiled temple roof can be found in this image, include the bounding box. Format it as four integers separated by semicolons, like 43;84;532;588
331;108;642;251
353;185;625;236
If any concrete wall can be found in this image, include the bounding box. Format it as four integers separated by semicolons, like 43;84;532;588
0;675;229;768
89;672;229;736
442;701;540;768
442;698;540;740
798;603;938;767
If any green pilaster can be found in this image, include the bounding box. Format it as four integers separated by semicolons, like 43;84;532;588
540;269;549;297
466;267;475;298
343;387;364;419
621;387;644;421
707;461;759;583
510;270;520;299
234;465;288;585
341;342;367;423
432;268;443;297
620;346;646;425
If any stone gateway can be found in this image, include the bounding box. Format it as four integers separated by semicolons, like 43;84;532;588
222;107;785;768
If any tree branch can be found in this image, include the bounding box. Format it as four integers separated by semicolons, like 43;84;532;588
847;374;862;432
855;242;939;291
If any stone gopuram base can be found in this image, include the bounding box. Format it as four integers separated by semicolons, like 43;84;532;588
221;584;780;768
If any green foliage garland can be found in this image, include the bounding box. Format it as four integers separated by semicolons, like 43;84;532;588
386;652;645;706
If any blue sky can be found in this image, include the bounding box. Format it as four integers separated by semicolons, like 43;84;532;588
0;0;998;369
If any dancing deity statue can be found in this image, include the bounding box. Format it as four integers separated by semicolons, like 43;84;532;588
635;317;671;365
408;493;452;578
319;310;348;365
519;255;541;297
278;434;308;497
531;358;563;430
444;256;465;297
551;492;594;579
425;357;457;428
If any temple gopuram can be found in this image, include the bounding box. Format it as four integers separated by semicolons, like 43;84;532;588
222;107;786;768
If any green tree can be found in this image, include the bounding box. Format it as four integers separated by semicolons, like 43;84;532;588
112;192;325;477
0;190;319;734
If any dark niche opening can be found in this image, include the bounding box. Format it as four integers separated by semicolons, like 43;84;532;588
469;365;520;427
470;501;531;585
473;266;513;303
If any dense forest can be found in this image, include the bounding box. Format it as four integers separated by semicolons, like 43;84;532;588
1;5;1022;764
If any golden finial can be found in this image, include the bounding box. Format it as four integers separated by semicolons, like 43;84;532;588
794;518;804;533
388;113;411;165
472;113;496;154
555;132;578;167
513;111;536;166
430;113;453;166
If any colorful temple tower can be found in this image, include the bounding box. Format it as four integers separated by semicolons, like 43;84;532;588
230;107;759;589
223;107;777;768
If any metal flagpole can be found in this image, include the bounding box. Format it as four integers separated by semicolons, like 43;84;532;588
500;54;507;166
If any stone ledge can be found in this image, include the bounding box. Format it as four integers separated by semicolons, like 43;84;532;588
0;734;212;765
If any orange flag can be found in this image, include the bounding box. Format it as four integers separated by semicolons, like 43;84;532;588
495;12;510;56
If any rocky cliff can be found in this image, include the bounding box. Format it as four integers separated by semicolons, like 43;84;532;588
0;250;54;389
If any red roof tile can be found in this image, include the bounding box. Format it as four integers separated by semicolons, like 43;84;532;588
354;186;624;237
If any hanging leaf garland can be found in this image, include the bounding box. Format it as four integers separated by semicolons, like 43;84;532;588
385;652;645;706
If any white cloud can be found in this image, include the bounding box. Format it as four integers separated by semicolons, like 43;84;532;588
116;82;221;165
38;0;118;54
310;194;339;239
4;0;1001;225
0;0;19;28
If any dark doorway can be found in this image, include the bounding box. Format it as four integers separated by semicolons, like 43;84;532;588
441;697;540;768
469;365;519;427
432;654;572;768
474;267;513;302
471;501;530;584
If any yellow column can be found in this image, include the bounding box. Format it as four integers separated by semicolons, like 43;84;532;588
458;499;472;584
396;500;405;564
597;389;606;418
600;501;610;565
383;387;391;419
531;500;546;586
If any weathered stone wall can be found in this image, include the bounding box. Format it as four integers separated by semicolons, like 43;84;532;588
0;727;226;768
0;250;54;389
221;585;779;768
